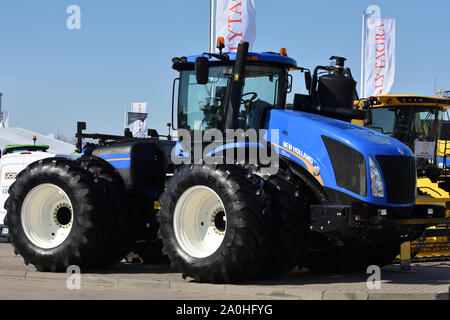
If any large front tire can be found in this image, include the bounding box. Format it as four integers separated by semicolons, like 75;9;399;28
158;164;273;283
254;167;309;279
5;158;109;272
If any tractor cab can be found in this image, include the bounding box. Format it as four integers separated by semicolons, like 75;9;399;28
171;46;297;133
171;44;367;136
355;95;450;179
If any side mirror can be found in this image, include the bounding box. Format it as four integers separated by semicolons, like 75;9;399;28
195;57;209;85
304;71;312;93
287;74;293;93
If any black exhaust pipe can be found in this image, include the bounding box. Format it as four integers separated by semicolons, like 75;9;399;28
224;42;249;131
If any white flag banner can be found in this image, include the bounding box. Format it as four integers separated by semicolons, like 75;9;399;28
216;0;256;52
131;103;148;138
363;15;395;98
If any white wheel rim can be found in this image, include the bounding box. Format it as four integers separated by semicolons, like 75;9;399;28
21;184;73;249
173;185;227;258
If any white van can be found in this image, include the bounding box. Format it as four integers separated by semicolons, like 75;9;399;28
0;145;77;241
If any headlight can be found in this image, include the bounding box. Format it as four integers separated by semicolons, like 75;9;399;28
369;156;385;198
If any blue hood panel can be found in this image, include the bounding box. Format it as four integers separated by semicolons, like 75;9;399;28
279;110;412;157
265;109;414;206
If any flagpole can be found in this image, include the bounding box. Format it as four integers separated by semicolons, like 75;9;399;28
124;109;127;131
0;93;3;127
361;11;366;98
209;0;215;53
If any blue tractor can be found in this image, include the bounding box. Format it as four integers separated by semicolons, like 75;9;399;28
5;42;449;283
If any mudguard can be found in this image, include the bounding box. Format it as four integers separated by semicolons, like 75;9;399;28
91;140;173;193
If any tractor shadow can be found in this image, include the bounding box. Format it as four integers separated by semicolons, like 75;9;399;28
91;258;450;288
245;262;450;287
92;260;176;276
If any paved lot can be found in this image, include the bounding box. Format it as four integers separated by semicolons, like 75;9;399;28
0;243;448;300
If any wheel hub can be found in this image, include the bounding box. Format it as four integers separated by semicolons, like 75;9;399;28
53;204;73;228
212;209;226;235
173;185;227;258
21;184;74;249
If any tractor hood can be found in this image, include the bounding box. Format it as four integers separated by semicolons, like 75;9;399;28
267;110;413;158
265;109;414;206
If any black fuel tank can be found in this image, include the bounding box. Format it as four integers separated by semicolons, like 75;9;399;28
92;141;168;192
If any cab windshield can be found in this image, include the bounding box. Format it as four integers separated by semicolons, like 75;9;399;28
178;65;286;131
370;106;443;145
370;106;443;172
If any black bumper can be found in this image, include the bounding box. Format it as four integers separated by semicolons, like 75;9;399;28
309;203;449;233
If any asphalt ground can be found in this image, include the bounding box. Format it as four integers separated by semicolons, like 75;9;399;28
0;243;448;300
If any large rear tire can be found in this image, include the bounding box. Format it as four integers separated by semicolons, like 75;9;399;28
77;156;134;267
158;164;274;283
5;158;109;272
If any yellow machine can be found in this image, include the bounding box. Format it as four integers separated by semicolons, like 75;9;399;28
354;95;450;261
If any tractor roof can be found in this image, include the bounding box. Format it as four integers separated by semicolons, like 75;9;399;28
172;52;298;70
4;145;50;153
358;95;450;109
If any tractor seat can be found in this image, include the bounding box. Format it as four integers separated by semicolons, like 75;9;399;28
248;100;272;130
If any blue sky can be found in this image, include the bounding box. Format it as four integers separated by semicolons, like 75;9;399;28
1;0;449;139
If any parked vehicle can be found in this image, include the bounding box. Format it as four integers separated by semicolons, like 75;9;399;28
354;95;450;260
5;42;449;282
0;144;77;241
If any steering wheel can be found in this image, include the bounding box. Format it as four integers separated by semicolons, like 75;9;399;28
241;92;258;116
241;92;258;105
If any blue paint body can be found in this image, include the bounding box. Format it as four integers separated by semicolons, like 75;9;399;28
265;109;414;207
100;153;131;169
185;52;297;68
102;52;414;208
167;108;414;207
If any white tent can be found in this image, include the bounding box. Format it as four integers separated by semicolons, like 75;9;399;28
0;127;75;155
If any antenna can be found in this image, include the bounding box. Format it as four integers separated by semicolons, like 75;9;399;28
434;76;437;96
209;0;216;53
361;11;366;98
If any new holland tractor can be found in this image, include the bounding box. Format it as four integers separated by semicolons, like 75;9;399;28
354;95;450;260
4;42;449;283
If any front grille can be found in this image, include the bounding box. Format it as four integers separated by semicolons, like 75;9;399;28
376;156;416;204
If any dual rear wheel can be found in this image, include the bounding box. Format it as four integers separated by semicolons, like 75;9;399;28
5;157;131;272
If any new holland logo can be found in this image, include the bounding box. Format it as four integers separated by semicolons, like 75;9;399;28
5;172;17;180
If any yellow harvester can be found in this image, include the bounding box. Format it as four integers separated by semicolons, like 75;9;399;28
354;95;450;261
